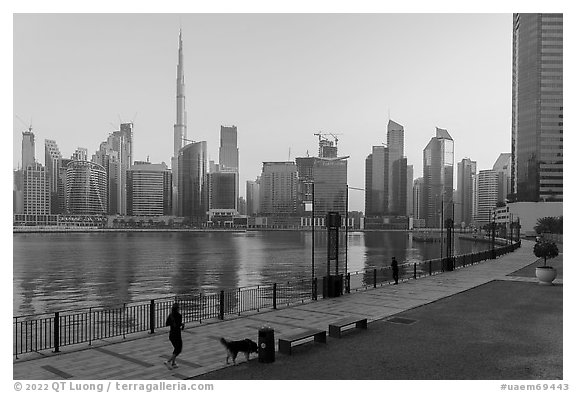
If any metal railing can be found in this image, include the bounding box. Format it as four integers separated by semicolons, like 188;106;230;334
13;240;520;357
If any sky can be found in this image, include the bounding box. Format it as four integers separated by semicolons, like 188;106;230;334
13;13;513;212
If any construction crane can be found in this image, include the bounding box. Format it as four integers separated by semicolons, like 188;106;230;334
313;132;343;146
15;115;32;132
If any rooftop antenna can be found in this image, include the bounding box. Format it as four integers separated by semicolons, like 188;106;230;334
288;147;291;161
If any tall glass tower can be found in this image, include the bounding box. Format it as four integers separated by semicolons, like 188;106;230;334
511;13;563;202
172;30;188;214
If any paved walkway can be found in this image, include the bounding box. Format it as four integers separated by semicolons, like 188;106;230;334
14;240;553;380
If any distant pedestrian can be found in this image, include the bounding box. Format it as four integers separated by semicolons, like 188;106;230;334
391;257;399;285
164;302;184;370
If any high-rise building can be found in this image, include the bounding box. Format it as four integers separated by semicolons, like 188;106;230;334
172;30;187;215
457;158;477;226
66;160;107;215
13;170;24;214
219;126;239;171
21;128;35;169
406;165;414;217
246;178;261;216
474;170;499;225
365;146;388;216
127;162;172;216
391;157;408;216
422;127;454;228
57;158;72;214
492;153;512;204
72;147;88;161
45;140;62;214
218;125;240;210
93;140;121;215
178;141;207;223
96;123;133;215
23;162;50;215
413;177;424;220
387;120;404;213
260;162;299;216
512;13;563;202
296;156;348;220
207;171;238;224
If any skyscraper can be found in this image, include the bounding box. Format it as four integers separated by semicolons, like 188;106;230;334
492;153;512;204
365;146;388;216
21;128;35;169
387;120;404;213
512;13;563;202
406;165;414;217
218;125;240;211
127;162;172;216
172;30;187;214
413;177;424;221
474;170;499;225
246;178;261;216
23;162;50;215
219;125;239;171
457;158;477;226
260;162;298;217
178;141;207;223
45;139;62;214
391;157;408;216
422;127;454;228
66;160;107;215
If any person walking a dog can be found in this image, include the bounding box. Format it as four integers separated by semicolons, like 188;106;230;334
391;256;399;285
164;302;185;369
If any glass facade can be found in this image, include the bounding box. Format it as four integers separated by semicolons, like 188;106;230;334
364;146;388;216
422;128;454;228
178;142;207;222
65;161;107;215
127;163;172;216
512;13;563;202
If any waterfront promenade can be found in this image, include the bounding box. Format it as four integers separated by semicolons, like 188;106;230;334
13;240;562;380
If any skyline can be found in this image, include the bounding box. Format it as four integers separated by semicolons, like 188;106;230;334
13;13;513;211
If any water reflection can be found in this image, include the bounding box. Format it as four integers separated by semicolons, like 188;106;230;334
13;231;491;315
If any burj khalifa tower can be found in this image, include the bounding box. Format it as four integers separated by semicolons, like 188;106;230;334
172;29;187;215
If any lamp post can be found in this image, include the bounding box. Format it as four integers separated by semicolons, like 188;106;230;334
491;210;496;259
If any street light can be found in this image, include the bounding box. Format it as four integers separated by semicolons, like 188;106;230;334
491;210;496;259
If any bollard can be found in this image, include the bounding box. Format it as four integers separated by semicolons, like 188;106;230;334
373;269;377;288
414;263;417;279
429;260;432;276
346;273;350;293
150;300;155;334
273;283;277;309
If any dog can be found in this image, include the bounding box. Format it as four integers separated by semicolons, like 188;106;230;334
220;337;258;365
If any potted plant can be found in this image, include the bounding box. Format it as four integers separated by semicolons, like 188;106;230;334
533;240;559;285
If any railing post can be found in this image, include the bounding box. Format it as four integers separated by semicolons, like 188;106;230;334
219;290;225;320
150;300;155;334
53;312;60;353
312;278;318;300
413;263;417;279
273;283;277;309
346;273;350;293
373;269;377;288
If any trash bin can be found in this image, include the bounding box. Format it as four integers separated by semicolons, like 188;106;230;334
258;326;275;363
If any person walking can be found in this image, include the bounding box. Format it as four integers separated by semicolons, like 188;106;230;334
391;257;399;285
164;302;185;370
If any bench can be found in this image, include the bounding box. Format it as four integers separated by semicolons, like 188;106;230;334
278;329;327;355
328;316;368;338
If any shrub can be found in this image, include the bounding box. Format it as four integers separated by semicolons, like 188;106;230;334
533;240;559;267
